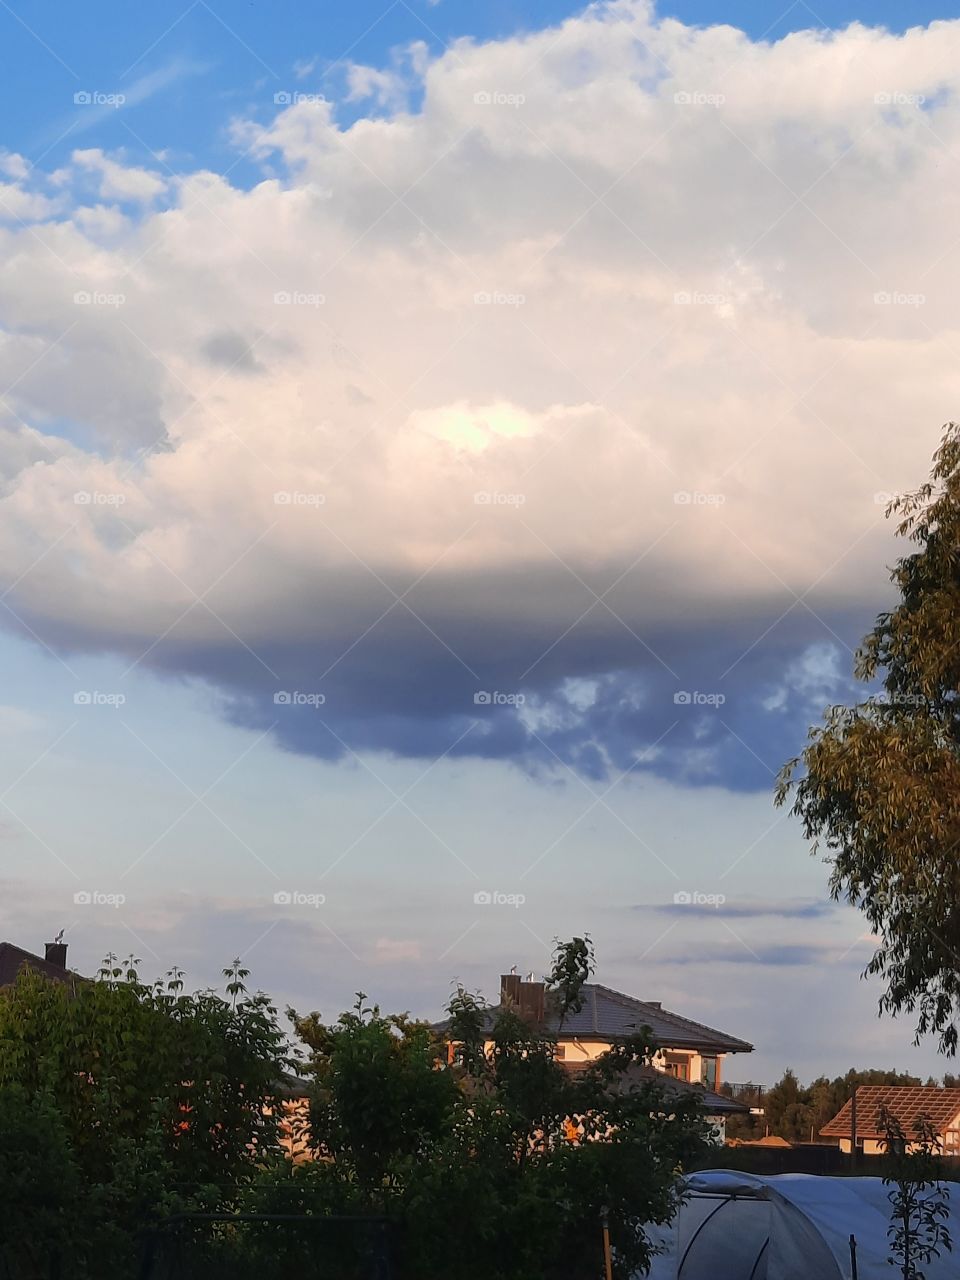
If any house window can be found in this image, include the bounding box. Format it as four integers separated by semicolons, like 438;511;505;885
662;1053;691;1082
701;1057;717;1089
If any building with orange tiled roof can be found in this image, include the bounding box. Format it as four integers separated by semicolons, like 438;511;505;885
820;1085;960;1157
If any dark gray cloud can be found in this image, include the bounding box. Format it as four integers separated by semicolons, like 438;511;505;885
647;898;838;920
201;331;265;374
665;942;849;967
127;589;869;792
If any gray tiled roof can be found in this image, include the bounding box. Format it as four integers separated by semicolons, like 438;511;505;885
552;984;753;1054
0;941;80;986
435;982;753;1055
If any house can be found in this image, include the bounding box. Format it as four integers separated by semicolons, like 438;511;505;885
473;973;752;1087
0;937;79;986
820;1085;960;1156
436;973;753;1141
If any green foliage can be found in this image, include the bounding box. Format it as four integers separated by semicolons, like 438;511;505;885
284;942;708;1280
777;423;960;1051
0;956;290;1278
879;1107;953;1279
292;993;458;1193
0;942;704;1279
0;1086;79;1278
546;934;595;1028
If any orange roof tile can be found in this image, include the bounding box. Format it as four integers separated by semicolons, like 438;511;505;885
820;1086;960;1140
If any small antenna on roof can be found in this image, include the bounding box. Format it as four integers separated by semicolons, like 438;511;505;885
525;971;534;982
510;964;518;974
53;929;65;944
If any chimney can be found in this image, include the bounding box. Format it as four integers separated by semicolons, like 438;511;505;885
518;980;545;1024
500;973;521;1007
44;940;67;969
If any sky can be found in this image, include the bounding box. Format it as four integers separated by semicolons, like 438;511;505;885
0;0;958;1085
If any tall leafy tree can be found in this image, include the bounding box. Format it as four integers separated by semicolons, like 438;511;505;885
778;423;960;1051
281;940;708;1280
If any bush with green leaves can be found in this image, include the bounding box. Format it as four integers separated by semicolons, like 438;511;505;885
0;955;290;1278
879;1105;953;1280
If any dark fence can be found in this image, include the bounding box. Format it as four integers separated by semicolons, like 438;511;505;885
138;1214;396;1280
695;1143;848;1176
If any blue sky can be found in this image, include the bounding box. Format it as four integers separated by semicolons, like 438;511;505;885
0;0;957;1083
4;0;950;176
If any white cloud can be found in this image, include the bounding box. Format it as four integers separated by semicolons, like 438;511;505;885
71;149;168;203
0;3;956;735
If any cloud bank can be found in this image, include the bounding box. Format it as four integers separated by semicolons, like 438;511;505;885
0;1;956;787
